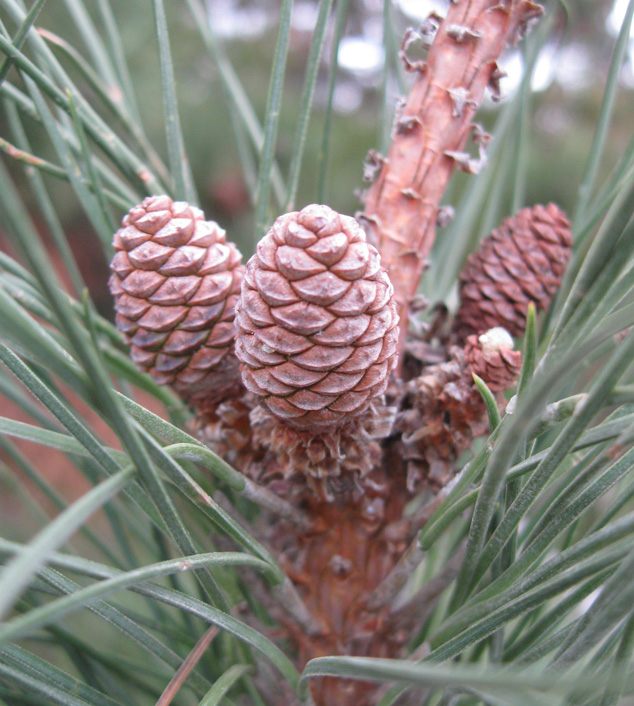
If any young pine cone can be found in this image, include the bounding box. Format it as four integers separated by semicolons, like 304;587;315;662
465;328;523;393
455;203;572;339
108;195;243;410
398;327;521;491
235;204;399;431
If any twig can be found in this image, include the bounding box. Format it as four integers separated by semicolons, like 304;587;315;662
360;0;543;365
155;625;219;706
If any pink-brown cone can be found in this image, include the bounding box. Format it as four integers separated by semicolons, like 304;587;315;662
235;204;399;430
456;203;572;339
109;195;243;409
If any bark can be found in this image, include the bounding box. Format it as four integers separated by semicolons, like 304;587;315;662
359;0;543;367
277;465;414;706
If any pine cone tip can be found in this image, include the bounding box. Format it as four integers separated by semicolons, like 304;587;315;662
478;326;514;353
465;329;521;393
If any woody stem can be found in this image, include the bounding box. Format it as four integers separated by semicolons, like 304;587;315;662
360;0;543;370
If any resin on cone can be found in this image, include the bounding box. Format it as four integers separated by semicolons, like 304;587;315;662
109;195;243;410
235;204;399;430
456;203;572;339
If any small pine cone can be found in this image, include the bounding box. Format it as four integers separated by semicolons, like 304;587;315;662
465;328;522;392
235;204;399;430
456;203;572;339
397;349;487;491
397;329;521;491
108;195;243;410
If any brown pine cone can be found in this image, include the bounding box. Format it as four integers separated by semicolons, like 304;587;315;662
465;328;522;392
108;195;243;410
235;204;399;430
455;203;572;339
397;327;521;491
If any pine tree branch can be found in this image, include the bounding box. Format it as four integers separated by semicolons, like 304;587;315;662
360;0;543;367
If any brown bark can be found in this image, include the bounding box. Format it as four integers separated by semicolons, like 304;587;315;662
360;0;543;365
276;466;414;706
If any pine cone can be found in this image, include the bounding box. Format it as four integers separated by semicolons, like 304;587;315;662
235;204;399;430
455;203;572;339
397;327;521;491
108;195;243;410
465;328;522;392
